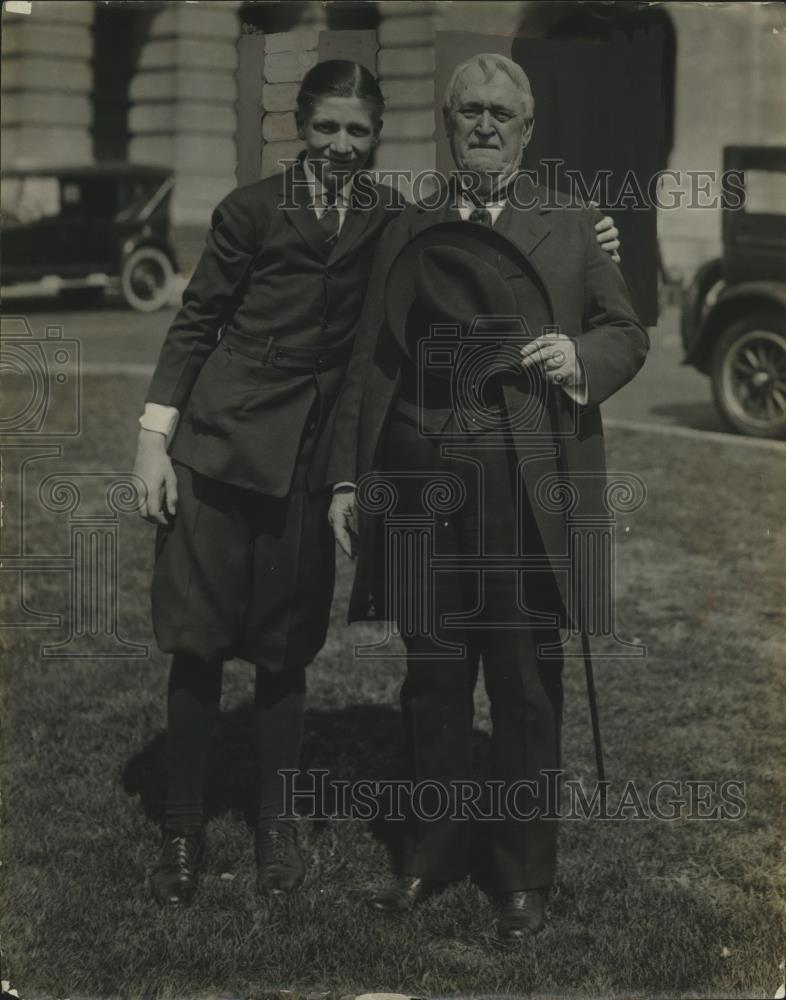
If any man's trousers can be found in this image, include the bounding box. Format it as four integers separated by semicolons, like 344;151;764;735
382;409;565;892
151;419;335;672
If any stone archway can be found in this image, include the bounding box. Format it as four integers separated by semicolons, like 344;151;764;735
125;1;243;268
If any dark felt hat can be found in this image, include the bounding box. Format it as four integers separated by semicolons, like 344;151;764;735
384;220;553;374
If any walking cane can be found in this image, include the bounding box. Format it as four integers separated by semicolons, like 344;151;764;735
581;629;606;786
540;330;608;791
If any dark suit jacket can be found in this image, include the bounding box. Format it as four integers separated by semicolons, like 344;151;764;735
146;159;404;496
327;175;650;624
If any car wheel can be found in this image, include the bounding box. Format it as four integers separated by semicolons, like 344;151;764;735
711;313;786;439
120;247;174;312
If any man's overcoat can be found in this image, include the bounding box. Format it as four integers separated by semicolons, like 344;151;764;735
327;175;649;626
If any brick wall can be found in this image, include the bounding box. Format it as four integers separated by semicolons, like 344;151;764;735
256;23;379;181
260;29;320;179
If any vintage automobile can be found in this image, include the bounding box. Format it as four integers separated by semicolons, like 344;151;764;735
1;163;179;311
681;145;786;439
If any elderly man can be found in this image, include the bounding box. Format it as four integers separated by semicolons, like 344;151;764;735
328;53;648;941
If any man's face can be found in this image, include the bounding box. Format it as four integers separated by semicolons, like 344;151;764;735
445;68;534;191
298;95;378;191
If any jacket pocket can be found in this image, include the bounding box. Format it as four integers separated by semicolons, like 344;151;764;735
185;342;250;437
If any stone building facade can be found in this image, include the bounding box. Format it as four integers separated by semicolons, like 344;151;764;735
2;1;784;278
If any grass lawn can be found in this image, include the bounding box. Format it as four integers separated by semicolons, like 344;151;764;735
1;374;784;999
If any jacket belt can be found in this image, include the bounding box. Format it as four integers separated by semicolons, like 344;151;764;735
221;330;353;372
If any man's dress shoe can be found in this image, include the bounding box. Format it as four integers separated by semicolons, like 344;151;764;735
256;820;305;896
368;875;440;915
151;828;203;907
495;889;546;941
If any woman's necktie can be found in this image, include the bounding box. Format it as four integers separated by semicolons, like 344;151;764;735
318;194;340;243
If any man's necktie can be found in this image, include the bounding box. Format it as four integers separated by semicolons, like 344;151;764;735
468;206;492;226
318;195;340;243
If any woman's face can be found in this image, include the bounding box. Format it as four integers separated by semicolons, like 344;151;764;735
298;95;379;190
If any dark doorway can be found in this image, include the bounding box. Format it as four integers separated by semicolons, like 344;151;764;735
91;2;157;162
325;2;381;32
240;1;312;34
240;0;380;33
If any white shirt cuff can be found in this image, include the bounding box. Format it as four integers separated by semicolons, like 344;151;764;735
139;403;179;445
333;481;356;492
561;380;588;405
561;357;588;404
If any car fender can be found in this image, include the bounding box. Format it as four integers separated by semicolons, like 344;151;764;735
684;280;786;374
681;257;722;360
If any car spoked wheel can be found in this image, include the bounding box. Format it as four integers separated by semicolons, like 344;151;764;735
711;314;786;438
121;247;174;312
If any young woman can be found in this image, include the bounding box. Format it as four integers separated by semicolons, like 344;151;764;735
133;58;621;908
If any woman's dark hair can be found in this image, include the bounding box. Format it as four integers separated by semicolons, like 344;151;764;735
295;59;385;129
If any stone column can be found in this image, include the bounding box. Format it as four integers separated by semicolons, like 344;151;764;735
1;1;94;168
658;4;786;281
749;3;786;146
236;29;265;187
127;1;241;268
375;1;438;199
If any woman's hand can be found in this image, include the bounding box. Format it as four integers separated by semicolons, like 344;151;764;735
133;429;178;525
328;486;358;559
593;207;621;263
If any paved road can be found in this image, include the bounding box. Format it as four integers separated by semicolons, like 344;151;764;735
2;294;729;437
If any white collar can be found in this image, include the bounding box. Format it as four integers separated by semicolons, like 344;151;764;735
459;190;507;210
303;156;353;206
456;167;519;208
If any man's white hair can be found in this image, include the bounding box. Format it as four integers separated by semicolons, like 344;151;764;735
442;53;534;120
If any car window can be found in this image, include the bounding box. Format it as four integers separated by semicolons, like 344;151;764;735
60;181;83;216
115;178;164;222
1;173;170;226
60;179;118;220
742;169;786;215
1;176;61;225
